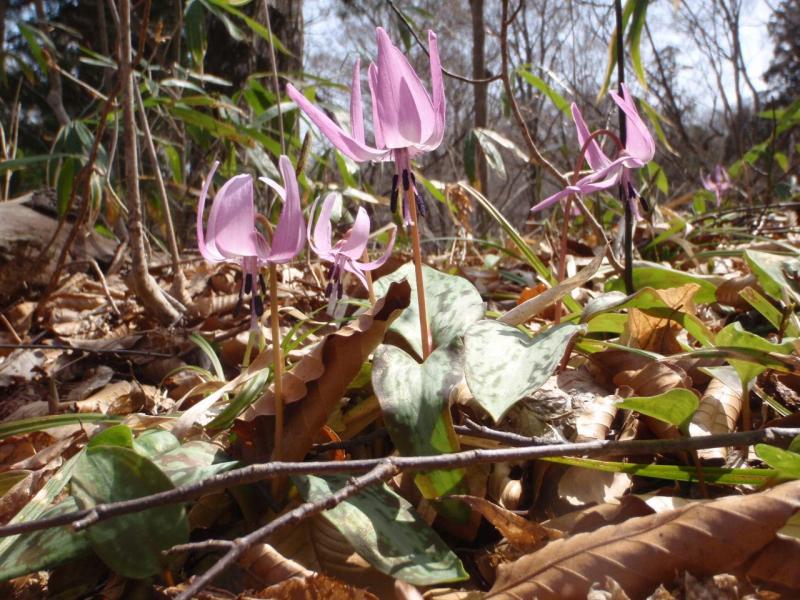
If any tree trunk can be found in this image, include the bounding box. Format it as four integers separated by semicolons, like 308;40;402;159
470;0;488;196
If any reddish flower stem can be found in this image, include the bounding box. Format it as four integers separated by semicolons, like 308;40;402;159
406;185;432;359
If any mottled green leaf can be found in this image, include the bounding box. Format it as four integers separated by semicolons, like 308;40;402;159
605;262;718;304
152;440;238;487
293;474;468;585
372;343;469;521
71;447;189;579
373;263;484;359
464;321;585;421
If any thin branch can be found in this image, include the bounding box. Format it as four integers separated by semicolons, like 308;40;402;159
170;462;399;600
385;0;500;85
0;427;797;540
499;0;567;186
0;343;173;358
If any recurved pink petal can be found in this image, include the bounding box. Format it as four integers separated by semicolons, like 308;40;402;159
350;224;397;271
610;84;655;163
374;27;436;148
197;161;225;262
422;30;446;150
207;173;264;259
572;103;610;171
265;155;306;264
308;193;337;258
368;63;386;149
351;58;366;145
338;206;371;260
286;83;388;162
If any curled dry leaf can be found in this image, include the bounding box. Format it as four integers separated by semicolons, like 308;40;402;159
451;495;562;551
623;284;700;355
689;376;743;462
486;480;800;600
239;542;313;587
245;280;411;463
252;574;379;600
745;534;800;589
716;274;758;309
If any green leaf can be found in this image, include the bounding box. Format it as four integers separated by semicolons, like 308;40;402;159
190;333;225;381
134;430;181;459
618;389;699;431
0;413;122;441
372;263;484;359
598;0;636;99
56;158;78;216
463;130;477;185
293;474;468;585
372;343;469;521
152;440;238;487
517;69;571;116
464;321;585;421
739;286;800;336
743;249;800;305
207;368;269;430
88;424;134;449
474;128;529;162
184;0;207;67
0;153;83;173
755;445;800;479
583;287;715;348
715;322;796;387
205;0;288;54
71;447;189;578
0;498;92;581
628;0;650;90
605;262;719;304
544;456;780;486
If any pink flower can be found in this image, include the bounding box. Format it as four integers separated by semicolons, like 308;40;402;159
286;27;445;224
197;156;305;327
308;193;397;314
701;165;731;207
532;84;655;216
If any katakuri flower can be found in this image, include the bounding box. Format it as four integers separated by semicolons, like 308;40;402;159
286;27;445;224
532;84;655;216
701;165;731;207
197;156;306;327
308;193;397;314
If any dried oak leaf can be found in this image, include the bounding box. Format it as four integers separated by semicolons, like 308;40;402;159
486;480;800;600
244;280;410;463
624;284;700;355
689;377;743;462
250;573;378;599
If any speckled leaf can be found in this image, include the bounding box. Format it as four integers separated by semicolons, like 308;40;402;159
152;440;238;486
464;321;585;422
373;262;484;358
372;342;469;521
71;446;189;579
0;497;91;581
292;474;468;585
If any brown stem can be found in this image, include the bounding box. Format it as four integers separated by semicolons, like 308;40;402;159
406;186;432;359
362;249;376;304
269;264;285;458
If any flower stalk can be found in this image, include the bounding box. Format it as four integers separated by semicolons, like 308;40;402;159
406;180;432;359
268;263;285;451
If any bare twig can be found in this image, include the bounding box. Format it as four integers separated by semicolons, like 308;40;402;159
0;343;173;357
0;427;796;540
169;462;399;600
499;0;567;187
88;258;121;316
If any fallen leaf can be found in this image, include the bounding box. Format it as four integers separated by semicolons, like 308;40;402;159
486;480;800;599
450;495;561;551
252;573;379;599
239;542;313;588
248;280;410;464
689;373;743;462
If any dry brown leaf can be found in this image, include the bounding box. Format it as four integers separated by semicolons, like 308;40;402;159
451;495;562;551
716;274;758;309
575;394;619;442
487;481;800;599
239;542;313;587
557;469;632;508
545;495;656;535
745;535;800;589
246;280;410;464
251;573;379;600
689;377;743;462
587;576;632;600
624;284;700;354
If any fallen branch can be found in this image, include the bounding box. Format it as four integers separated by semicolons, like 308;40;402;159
0;427;796;540
167;462;399;600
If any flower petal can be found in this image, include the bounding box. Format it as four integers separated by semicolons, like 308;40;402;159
610;84;655;163
286;83;387;162
309;193;337;259
208;173;265;259
368;63;386;149
349;224;397;271
374;27;436;148
572;103;610;170
197;161;225;262
338;206;371;260
421;30;446;150
266;155;306;264
350;58;366;145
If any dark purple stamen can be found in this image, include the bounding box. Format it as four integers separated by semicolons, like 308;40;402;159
253;294;264;317
402;169;410;191
390;174;399;213
244;273;253;295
